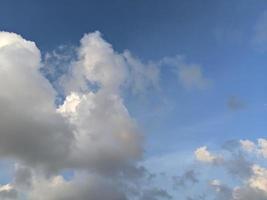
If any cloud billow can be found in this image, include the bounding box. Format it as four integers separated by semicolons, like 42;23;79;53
0;31;144;199
0;29;212;199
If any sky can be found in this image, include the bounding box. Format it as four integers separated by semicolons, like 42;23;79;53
1;0;267;199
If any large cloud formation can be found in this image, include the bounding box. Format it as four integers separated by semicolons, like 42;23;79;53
0;31;156;200
0;32;74;172
0;30;212;199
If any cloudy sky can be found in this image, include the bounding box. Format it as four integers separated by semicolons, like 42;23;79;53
0;0;267;199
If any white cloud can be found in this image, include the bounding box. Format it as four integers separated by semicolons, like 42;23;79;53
239;139;267;158
0;31;165;199
194;146;219;163
0;30;211;199
60;31;160;95
240;140;256;153
0;31;74;172
57;32;143;175
232;164;267;200
0;184;17;200
249;165;267;193
191;139;267;200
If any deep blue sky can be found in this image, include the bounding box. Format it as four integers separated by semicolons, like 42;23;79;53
0;0;266;60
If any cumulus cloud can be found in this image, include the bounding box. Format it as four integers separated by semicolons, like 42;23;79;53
248;165;267;193
60;31;159;96
240;140;256;153
231;165;267;200
0;31;175;199
0;30;213;199
239;138;267;158
189;138;267;200
56;32;144;176
194;146;221;163
0;31;74;172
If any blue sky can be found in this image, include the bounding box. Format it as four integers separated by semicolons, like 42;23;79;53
1;0;267;199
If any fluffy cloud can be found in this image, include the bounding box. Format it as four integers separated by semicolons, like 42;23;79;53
232;164;267;200
248;165;267;192
58;90;143;174
240;140;256;152
0;30;211;199
189;139;267;200
240;138;267;158
0;31;171;199
0;31;74;172
56;32;144;176
60;31;159;95
194;146;220;163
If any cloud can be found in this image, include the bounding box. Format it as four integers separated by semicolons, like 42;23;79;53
186;194;206;200
227;96;245;111
231;165;267;200
123;51;160;94
194;146;221;163
240;140;256;153
209;180;233;200
225;153;252;179
0;30;212;199
239;138;267;158
56;32;144;175
233;186;267;200
161;56;211;90
257;139;267;158
178;65;210;90
248;165;267;193
14;165;32;189
0;184;17;200
0;31;74;172
172;169;199;188
139;188;172;200
28;174;127;200
60;31;159;96
189;138;267;200
0;31;175;199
